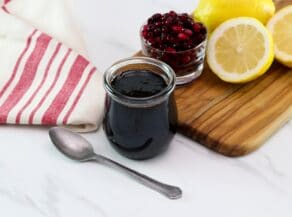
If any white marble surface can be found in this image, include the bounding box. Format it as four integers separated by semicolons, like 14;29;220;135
0;0;292;216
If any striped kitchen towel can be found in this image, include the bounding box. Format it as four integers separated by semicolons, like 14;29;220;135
0;0;105;132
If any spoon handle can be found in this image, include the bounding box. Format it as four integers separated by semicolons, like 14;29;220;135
93;154;182;199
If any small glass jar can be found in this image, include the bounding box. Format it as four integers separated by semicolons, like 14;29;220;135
140;24;207;85
103;57;177;160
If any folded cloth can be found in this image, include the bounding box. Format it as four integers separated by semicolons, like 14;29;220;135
4;0;88;57
0;0;105;132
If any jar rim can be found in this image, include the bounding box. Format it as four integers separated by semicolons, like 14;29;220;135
104;57;176;107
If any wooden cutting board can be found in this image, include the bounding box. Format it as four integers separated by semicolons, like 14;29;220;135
136;0;292;157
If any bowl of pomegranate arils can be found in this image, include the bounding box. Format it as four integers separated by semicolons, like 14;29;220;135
140;11;207;85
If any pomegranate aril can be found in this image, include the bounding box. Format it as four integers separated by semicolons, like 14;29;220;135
184;29;193;36
146;31;153;38
169;10;177;17
148;13;162;24
178;33;189;41
154;36;161;43
143;25;149;31
193;23;201;32
148;24;155;32
161;26;168;33
165;16;174;25
153;28;161;36
166;35;174;42
152;13;162;20
165;47;176;52
182;55;191;64
172;25;183;32
148;38;155;44
142;31;147;38
180;13;188;21
155;21;162;27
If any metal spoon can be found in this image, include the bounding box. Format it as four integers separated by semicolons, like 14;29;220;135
49;127;182;199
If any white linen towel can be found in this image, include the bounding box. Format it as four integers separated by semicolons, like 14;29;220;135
0;0;105;132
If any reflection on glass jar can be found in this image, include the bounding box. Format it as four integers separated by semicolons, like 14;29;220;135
103;57;177;160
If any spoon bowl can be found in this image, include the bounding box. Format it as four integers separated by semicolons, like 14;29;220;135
49;127;95;161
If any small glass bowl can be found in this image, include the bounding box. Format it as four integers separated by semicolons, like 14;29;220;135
140;26;207;85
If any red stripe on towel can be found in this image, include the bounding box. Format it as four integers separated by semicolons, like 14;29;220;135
2;6;9;13
28;48;72;124
41;55;89;125
0;30;37;98
15;43;62;124
0;33;51;123
2;0;11;13
63;67;96;124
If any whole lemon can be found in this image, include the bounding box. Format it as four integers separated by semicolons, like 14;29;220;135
193;0;275;32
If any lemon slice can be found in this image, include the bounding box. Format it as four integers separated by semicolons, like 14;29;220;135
267;5;292;68
207;17;274;83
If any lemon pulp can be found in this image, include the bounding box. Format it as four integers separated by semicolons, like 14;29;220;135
267;5;292;67
207;17;274;83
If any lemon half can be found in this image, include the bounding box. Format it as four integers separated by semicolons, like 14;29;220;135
207;17;274;83
267;5;292;68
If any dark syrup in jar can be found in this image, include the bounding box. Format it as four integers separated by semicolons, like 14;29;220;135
103;69;177;160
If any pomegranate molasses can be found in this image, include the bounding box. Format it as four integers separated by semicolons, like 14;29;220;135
103;57;177;160
111;70;167;98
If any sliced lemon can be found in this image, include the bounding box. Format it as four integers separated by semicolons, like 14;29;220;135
207;17;274;83
267;5;292;68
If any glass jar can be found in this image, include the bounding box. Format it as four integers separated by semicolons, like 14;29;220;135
103;57;177;160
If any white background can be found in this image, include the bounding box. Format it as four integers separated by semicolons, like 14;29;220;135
0;0;291;216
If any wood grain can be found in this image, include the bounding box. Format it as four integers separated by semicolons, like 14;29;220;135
176;63;291;156
135;0;292;156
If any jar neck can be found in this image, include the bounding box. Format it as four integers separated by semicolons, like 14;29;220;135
104;57;176;108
